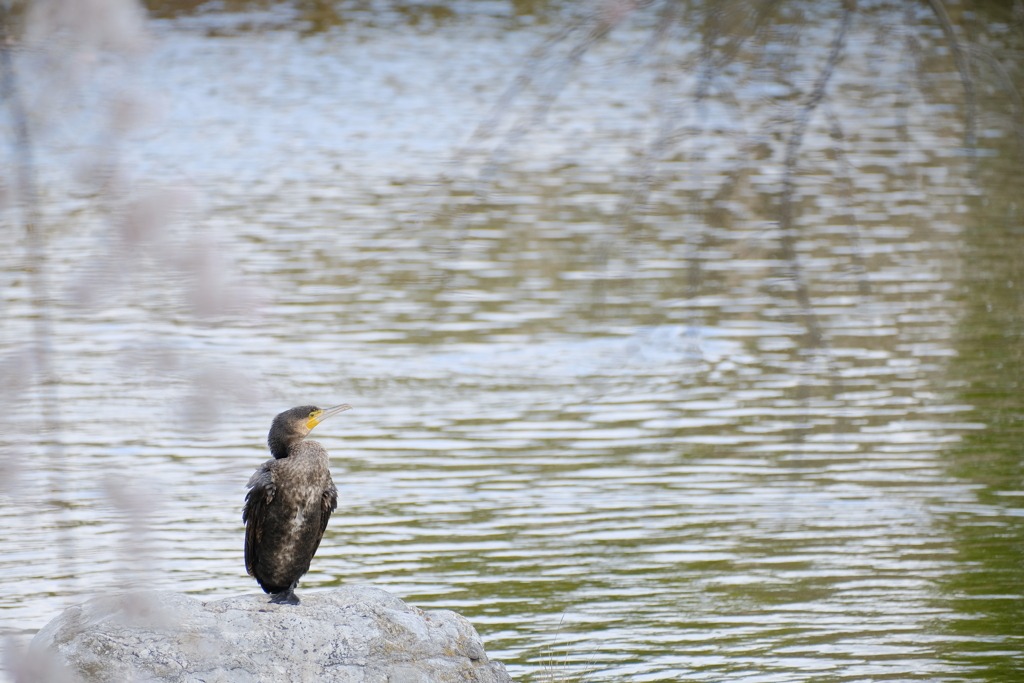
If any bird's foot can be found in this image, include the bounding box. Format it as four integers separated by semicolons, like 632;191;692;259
269;589;300;605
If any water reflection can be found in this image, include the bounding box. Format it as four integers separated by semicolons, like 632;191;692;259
942;154;1024;679
1;2;1023;682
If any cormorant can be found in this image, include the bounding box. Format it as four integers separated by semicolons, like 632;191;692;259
243;404;351;605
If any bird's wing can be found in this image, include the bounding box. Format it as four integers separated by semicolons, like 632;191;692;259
310;482;338;557
243;464;276;577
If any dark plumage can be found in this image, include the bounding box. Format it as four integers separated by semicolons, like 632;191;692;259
243;404;351;605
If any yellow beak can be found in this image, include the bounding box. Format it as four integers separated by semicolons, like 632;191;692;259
307;403;352;430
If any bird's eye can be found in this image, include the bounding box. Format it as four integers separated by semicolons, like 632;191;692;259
309;411;317;418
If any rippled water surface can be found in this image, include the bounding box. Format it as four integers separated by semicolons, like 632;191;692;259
2;2;1024;681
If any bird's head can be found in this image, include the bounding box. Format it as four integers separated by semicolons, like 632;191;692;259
268;403;352;458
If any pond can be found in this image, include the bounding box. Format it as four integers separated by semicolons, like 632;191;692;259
2;1;1023;681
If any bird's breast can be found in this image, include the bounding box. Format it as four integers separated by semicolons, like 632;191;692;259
270;444;332;508
290;507;306;532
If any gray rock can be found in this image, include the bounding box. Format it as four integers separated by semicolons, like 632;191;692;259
31;586;514;683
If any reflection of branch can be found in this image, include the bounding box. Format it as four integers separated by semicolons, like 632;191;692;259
440;5;632;281
628;0;684;65
617;0;686;267
824;109;870;298
705;0;784;75
476;4;639;194
619;0;782;289
779;1;855;351
452;21;580;180
923;0;977;153
683;0;782;295
967;44;1024;163
0;25;74;591
437;18;585;278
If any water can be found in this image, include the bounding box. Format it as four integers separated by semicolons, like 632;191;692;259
2;2;1023;681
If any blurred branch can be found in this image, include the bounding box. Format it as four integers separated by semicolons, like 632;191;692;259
0;3;74;586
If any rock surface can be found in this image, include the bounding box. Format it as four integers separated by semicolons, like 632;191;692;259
31;586;514;683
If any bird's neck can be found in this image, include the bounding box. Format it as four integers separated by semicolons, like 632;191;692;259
269;437;302;459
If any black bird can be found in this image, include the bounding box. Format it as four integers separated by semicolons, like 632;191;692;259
243;404;351;605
